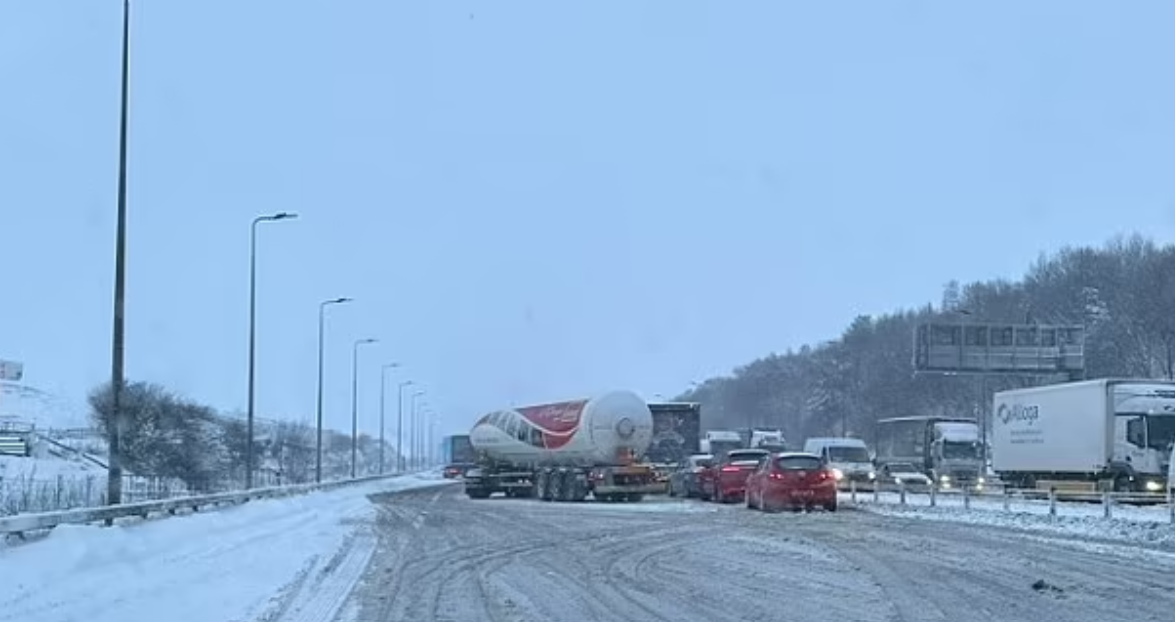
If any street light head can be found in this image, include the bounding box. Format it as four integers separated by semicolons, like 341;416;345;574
333;297;353;304
273;212;299;221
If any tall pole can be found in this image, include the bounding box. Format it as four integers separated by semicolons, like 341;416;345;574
397;380;412;472
351;338;377;478
315;297;351;483
411;391;424;469
245;211;297;490
107;0;131;507
378;363;399;475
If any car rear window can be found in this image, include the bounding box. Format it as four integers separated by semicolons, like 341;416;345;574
777;456;823;470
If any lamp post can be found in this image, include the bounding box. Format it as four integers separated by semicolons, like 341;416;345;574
411;390;424;469
314;297;351;483
378;363;400;474
350;338;378;478
397;380;413;472
107;0;132;507
245;211;298;490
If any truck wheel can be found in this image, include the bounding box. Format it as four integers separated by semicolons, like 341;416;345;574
466;490;490;499
1114;475;1133;493
627;494;644;502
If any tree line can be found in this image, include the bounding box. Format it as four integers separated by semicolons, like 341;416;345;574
679;234;1175;444
89;380;393;492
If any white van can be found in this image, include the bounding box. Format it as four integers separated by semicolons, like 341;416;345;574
803;437;876;486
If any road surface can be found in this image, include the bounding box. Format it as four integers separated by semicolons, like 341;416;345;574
342;486;1175;621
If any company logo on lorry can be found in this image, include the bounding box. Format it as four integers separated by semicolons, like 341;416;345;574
474;399;589;450
996;403;1040;426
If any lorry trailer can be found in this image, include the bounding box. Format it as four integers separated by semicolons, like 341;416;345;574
463;390;662;502
992;379;1175;492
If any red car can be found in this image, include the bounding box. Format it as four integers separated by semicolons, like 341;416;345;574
703;449;770;503
745;452;838;512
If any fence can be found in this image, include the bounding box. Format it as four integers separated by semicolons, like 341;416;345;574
843;480;1175;524
0;470;291;517
0;471;439;536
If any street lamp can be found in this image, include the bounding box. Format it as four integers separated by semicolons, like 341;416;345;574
396;380;413;472
378;363;400;474
245;211;298;490
350;337;378;478
315;297;352;483
107;0;132;507
415;390;430;467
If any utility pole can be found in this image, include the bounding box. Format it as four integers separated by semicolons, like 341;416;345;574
107;0;131;507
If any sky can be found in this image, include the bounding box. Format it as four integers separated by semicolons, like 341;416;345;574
2;1;1174;439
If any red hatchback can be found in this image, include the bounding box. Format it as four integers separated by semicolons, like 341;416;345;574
745;452;838;512
703;449;770;503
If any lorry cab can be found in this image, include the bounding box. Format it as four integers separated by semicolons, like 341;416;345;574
802;437;876;488
1168;445;1175;499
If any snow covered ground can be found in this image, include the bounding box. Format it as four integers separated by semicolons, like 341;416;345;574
0;471;454;622
0;382;89;430
846;489;1175;547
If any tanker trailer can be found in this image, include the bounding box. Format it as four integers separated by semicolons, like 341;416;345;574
463;390;661;502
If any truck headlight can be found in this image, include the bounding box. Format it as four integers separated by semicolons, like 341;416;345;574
832;468;844;481
977;477;986;485
868;471;876;480
1146;480;1163;492
939;474;950;483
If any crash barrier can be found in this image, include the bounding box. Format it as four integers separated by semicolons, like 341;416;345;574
844;480;1175;524
0;471;435;537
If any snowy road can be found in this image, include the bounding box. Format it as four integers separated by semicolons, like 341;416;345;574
348;487;1175;622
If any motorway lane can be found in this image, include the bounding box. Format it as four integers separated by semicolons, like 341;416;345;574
344;486;1175;622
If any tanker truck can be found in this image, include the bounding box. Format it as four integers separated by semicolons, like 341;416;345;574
462;390;663;502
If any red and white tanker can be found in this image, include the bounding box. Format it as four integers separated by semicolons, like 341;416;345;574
463;390;663;502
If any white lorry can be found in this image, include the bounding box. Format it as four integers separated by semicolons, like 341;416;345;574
992;379;1175;492
700;430;743;459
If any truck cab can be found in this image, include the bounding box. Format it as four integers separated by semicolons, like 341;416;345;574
1169;445;1175;499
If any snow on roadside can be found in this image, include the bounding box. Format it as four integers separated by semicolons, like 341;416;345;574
846;491;1175;547
0;472;453;622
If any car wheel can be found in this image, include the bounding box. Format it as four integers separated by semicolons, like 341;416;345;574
824;499;838;512
744;489;754;510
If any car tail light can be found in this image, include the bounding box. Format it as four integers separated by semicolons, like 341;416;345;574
720;465;741;473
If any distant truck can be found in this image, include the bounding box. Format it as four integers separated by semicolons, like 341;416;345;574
462;390;662;502
993;379;1175;492
746;428;787;452
875;416;983;488
442;434;475;465
645;402;702;465
700;430;743;460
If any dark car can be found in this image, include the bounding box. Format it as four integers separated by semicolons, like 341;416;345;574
745;452;838;512
443;463;476;479
668;454;713;498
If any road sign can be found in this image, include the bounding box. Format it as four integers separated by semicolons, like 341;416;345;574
0;360;23;382
913;323;1085;377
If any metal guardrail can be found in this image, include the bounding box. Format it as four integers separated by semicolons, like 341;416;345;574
0;471;439;536
845;480;1175;523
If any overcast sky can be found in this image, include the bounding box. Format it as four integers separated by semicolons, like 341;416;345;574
2;1;1174;438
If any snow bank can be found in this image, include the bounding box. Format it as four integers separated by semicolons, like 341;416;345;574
847;490;1175;546
0;455;100;480
0;472;452;622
